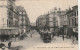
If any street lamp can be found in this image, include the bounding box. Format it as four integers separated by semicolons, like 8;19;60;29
2;18;4;27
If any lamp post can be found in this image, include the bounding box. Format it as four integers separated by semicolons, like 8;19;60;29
2;18;4;27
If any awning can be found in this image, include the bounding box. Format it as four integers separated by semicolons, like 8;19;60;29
0;27;19;30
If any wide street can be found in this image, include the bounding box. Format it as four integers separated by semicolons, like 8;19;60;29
0;0;78;50
1;30;78;50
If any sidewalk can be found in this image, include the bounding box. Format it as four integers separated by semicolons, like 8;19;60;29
0;31;78;50
51;36;78;44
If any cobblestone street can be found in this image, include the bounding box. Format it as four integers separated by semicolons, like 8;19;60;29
0;30;78;50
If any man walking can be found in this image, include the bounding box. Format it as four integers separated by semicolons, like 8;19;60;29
30;30;32;38
8;41;12;49
62;35;64;41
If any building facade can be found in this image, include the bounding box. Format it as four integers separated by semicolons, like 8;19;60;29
0;0;18;28
67;5;78;28
36;7;68;36
7;0;18;27
16;6;30;33
47;8;66;32
36;15;46;29
0;5;8;28
66;5;78;35
0;0;19;37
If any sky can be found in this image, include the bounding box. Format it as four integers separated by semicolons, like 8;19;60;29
15;0;78;23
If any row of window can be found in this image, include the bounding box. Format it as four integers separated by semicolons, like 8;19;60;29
7;19;13;27
49;17;57;21
19;26;26;28
68;18;77;26
7;19;18;27
49;22;58;27
68;11;78;17
19;12;26;15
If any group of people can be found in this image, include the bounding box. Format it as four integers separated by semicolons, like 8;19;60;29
18;30;27;40
38;28;76;42
0;41;12;50
40;29;52;34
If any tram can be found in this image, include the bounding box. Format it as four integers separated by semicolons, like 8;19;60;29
40;30;52;43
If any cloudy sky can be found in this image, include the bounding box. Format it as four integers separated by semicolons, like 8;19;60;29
15;0;77;23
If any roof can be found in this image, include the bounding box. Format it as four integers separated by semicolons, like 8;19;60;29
15;6;25;12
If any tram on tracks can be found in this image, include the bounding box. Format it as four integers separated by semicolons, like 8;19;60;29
40;30;52;43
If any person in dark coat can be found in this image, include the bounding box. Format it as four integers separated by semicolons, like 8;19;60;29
21;30;24;40
52;31;55;38
21;33;23;40
8;41;12;49
62;35;64;41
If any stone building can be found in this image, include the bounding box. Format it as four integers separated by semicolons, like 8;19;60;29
0;0;18;28
36;7;66;32
7;0;18;27
67;5;78;28
15;6;30;33
0;0;19;39
47;8;66;32
36;15;46;29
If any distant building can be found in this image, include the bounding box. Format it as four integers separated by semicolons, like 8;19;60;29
47;8;66;32
48;11;58;31
15;6;30;33
58;10;67;27
36;15;47;30
36;7;66;32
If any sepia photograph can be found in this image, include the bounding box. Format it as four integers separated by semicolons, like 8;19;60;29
0;0;78;50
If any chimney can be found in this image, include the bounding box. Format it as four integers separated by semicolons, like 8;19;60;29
59;8;61;11
54;7;57;10
66;9;68;12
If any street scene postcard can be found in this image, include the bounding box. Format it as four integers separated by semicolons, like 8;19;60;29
0;0;78;50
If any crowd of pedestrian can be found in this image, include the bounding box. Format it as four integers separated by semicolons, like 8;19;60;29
38;27;78;44
17;30;28;40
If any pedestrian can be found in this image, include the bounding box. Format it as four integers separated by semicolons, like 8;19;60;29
20;33;22;40
62;35;64;41
21;33;23;40
48;30;52;40
57;29;60;37
72;28;76;44
13;34;16;41
41;29;44;38
24;32;28;37
72;37;74;44
8;41;12;49
52;31;54;38
30;31;32;38
20;30;24;40
18;32;20;40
